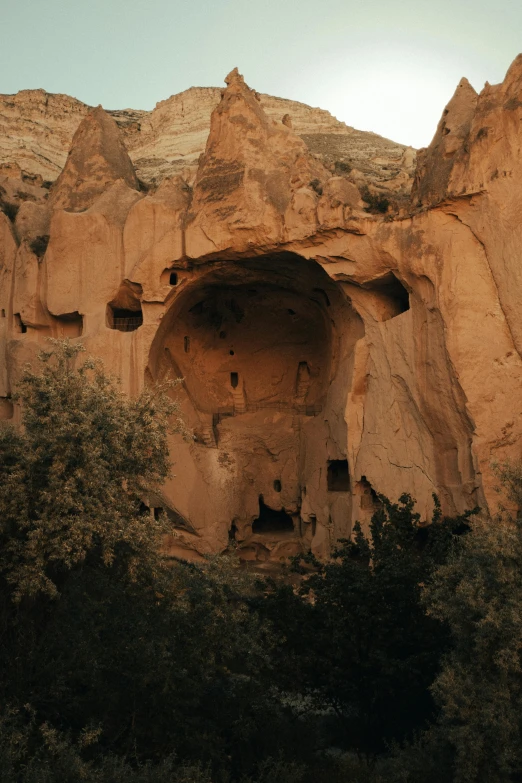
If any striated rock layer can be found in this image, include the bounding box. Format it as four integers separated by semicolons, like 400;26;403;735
0;83;414;200
1;60;522;565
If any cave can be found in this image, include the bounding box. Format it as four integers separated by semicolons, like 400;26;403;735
147;252;365;553
358;476;381;510
150;254;337;415
327;460;350;492
252;497;294;535
169;272;178;285
14;313;27;334
107;305;143;332
362;272;410;321
54;311;83;337
107;280;143;332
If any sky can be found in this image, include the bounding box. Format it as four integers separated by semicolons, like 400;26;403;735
1;0;521;149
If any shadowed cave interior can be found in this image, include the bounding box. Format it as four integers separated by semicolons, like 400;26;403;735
147;252;374;558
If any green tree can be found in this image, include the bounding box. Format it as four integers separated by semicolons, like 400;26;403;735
261;494;477;761
0;340;182;599
0;342;305;781
421;461;522;783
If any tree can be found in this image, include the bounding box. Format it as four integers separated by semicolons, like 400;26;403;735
0;341;316;781
261;494;477;760
422;461;522;783
0;340;183;600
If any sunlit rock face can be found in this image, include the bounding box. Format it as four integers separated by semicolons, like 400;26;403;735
2;59;522;564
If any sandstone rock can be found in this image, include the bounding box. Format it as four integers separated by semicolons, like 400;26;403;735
49;106;140;212
2;59;522;564
0;84;415;199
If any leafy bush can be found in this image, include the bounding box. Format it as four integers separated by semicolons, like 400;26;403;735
261;494;477;760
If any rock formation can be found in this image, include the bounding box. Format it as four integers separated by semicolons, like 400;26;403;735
1;60;522;565
0;83;414;198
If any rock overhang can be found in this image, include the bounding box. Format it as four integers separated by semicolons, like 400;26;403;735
2;59;522;559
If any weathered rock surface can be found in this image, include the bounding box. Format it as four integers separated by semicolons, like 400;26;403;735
0;83;415;198
2;60;522;564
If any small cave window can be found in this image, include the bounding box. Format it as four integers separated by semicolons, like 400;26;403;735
229;349;235;356
390;277;410;314
169;272;178;286
359;476;381;510
327;460;350;492
229;522;238;542
14;313;27;334
230;372;239;389
252;496;294;535
184;336;190;353
364;272;410;321
273;479;282;492
1;309;5;318
107;305;143;332
55;311;83;337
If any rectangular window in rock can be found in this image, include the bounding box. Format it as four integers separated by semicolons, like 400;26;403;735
327;459;350;492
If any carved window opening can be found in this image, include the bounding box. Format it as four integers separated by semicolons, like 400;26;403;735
107;281;143;332
273;479;282;492
107;305;143;332
14;313;27;334
230;372;239;389
55;311;83;337
184;336;190;353
362;272;410;321
389;277;410;315
327;460;350;492
252;496;294;535
169;272;178;286
359;476;381;510
1;309;5;318
229;522;238;542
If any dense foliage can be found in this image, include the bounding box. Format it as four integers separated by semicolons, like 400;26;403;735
260;495;475;761
2;340;522;782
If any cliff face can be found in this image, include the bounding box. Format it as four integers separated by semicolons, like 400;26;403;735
1;61;522;565
0;83;414;197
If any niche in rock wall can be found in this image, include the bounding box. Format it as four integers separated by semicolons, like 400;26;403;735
54;312;83;338
107;281;143;333
327;460;350;492
362;272;410;322
155;276;332;414
252;496;294;535
14;313;27;334
357;476;381;510
161;268;180;286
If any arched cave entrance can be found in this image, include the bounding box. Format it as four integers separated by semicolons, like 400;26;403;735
150;254;337;414
148;252;365;560
252;496;294;535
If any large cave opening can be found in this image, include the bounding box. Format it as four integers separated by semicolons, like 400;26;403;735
152;254;336;415
148;252;364;557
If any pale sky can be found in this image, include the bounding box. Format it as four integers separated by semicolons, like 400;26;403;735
1;0;520;149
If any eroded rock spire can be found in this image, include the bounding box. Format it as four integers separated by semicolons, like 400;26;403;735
49;106;139;212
